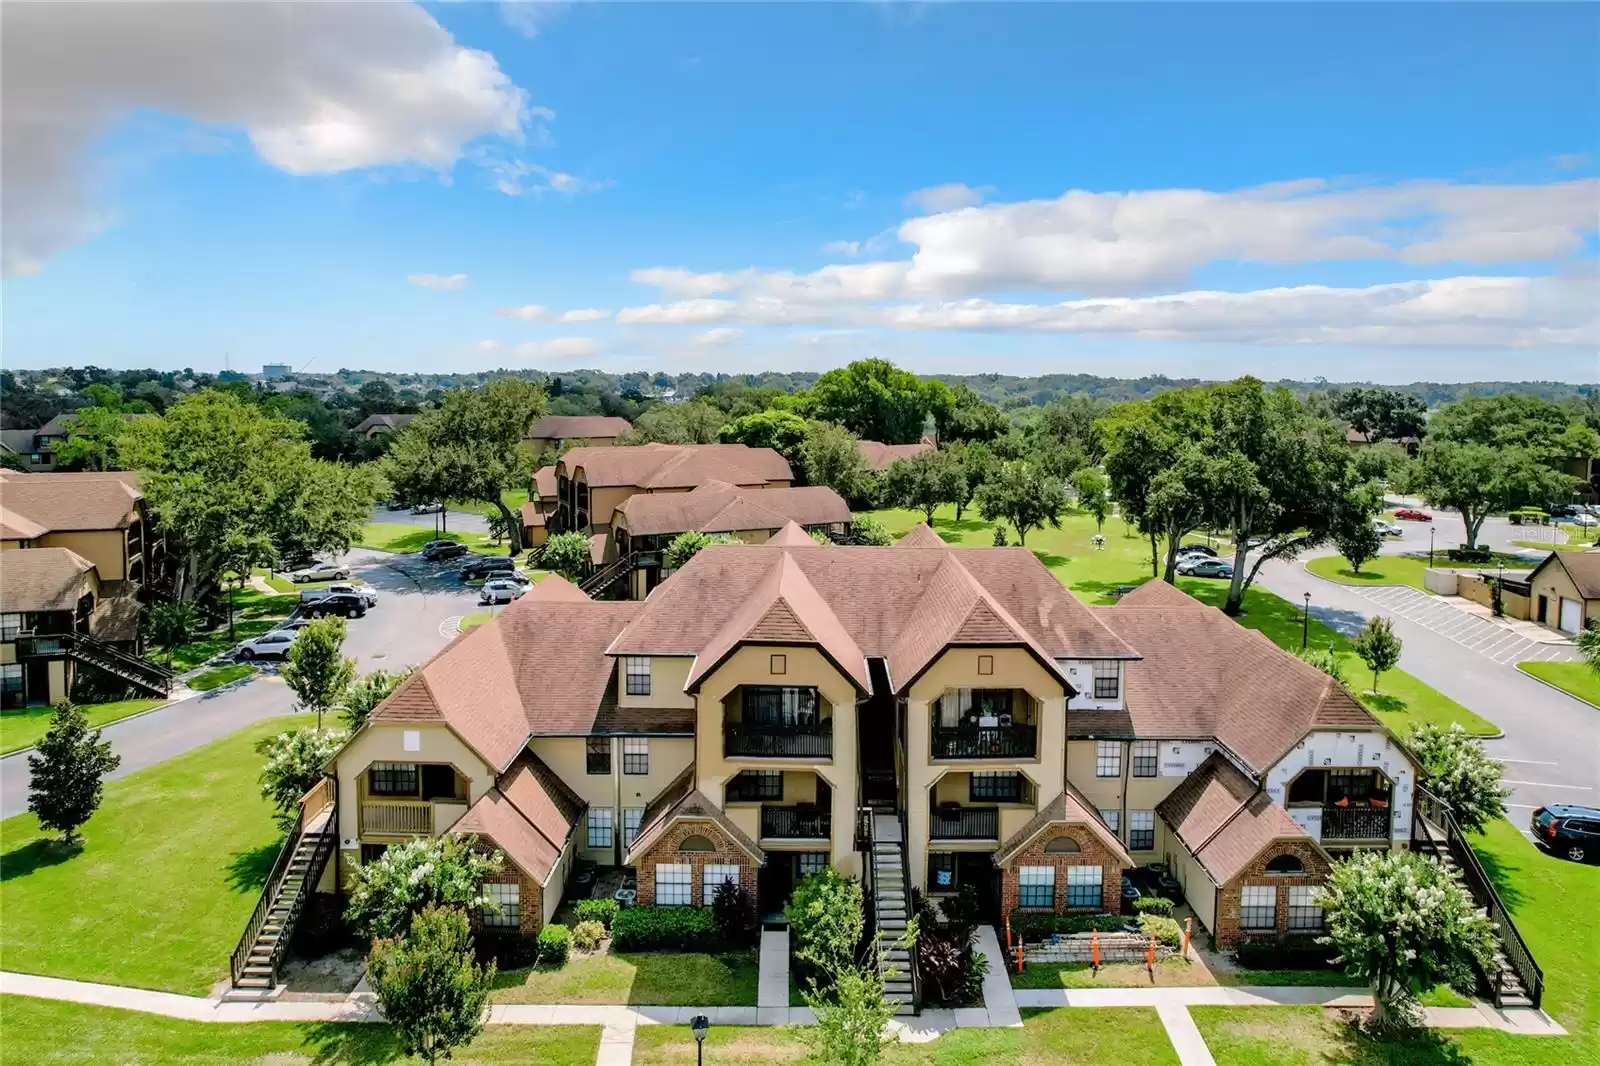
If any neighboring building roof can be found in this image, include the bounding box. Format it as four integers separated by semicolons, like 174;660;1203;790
353;413;417;435
625;764;764;867
857;439;934;471
1089;581;1380;772
1157;752;1317;884
1345;428;1419;446
994;780;1134;868
528;415;633;441
38;412;147;438
532;466;558;500
520;501;546;529
560;443;793;490
452;787;567;885
0;547;98;612
617;483;850;538
767;521;818;547
0;505;50;540
896;523;946;549
0;471;144;531
1530;550;1600;600
0;429;39;455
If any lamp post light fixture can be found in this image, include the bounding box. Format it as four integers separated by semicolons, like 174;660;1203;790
1302;591;1312;651
1428;525;1435;568
690;1014;710;1066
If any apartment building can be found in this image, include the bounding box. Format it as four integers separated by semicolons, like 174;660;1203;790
315;523;1414;949
857;439;933;471
525;414;633;464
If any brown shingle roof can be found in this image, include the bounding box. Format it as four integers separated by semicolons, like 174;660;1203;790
1094;582;1381;772
0;505;49;540
625;764;764;866
0;547;97;612
994;780;1134;868
533;466;558;500
452;790;564;884
528;415;633;441
520;501;546;528
0;471;143;531
1535;550;1600;600
767;521;819;547
857;440;934;471
561;443;792;490
1157;752;1315;884
498;751;585;849
618;483;849;538
895;523;946;549
353;413;417;435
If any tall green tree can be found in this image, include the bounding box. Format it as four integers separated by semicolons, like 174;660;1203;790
718;408;810;460
1353;616;1402;693
145;600;200;667
1031;393;1108;461
1415;441;1583;550
1070;467;1111;532
945;440;996;521
800;420;871;504
621;400;727;444
801;359;942;444
281;618;356;729
975;460;1067;546
338;667;413;731
934;383;1009;443
1330;485;1385;574
53;406;129;471
367;905;496;1066
883;449;966;524
1098;390;1210;578
1332;387;1428;444
27;703;121;846
542;531;591;581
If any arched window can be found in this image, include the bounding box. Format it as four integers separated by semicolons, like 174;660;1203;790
1265;854;1304;875
679;835;715;854
1044;835;1081;854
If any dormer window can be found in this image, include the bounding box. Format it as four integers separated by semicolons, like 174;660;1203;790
624;656;651;696
1092;661;1121;701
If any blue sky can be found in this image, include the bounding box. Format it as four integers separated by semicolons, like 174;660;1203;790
2;2;1596;381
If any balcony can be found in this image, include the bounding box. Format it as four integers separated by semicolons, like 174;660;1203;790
1321;804;1392;841
931;723;1036;760
724;720;832;759
929;805;999;841
361;799;433;835
761;806;832;840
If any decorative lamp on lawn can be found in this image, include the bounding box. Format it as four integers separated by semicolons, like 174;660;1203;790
690;1014;710;1066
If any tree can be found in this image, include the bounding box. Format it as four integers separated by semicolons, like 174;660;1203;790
1352;616;1402;693
27;702;121;846
945;440;996;521
1332;387;1428;444
282;618;355;729
663;530;737;570
718;408;810;460
345;836;504;940
145;600;200;667
1579;623;1600;687
367;905;495;1066
1331;501;1384;574
934;384;1008;444
801;954;896;1066
1031;394;1108;461
1414;441;1581;551
53;406;129;471
1406;723;1510;834
800;420;870;503
802;359;940;444
1353;441;1411;484
338;667;413;731
849;514;893;546
542;531;591;581
266;460;385;565
1297;646;1348;685
257;727;346;832
1318;850;1496;1034
1070;467;1110;532
383;378;545;554
622;401;727;445
976;459;1066;546
883;449;966;524
1098;391;1211;579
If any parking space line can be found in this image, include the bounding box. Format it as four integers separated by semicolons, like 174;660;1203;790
1502;780;1592;790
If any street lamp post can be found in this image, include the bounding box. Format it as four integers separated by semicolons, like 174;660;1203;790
690;1014;710;1066
1428;525;1435;568
1302;591;1311;651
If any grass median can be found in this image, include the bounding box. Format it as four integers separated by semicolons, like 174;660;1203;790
356;522;510;556
1306;551;1534;591
0;697;166;756
1517;661;1600;709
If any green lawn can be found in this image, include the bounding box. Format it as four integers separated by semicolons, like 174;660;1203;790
169;587;299;672
0;697;166;755
491;950;759;1005
0;996;601;1066
1514;540;1594;553
187;663;254;692
861;506;1497;736
450;489;530;521
356;522;510;556
0;716;301;994
253;568;367;594
1517;662;1600;709
631;1008;1179;1065
1307;552;1534;591
460;610;495;632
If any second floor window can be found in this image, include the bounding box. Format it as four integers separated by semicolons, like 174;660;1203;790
1131;740;1159;777
586;737;611;775
0;613;21;641
969;772;1025;803
727;771;783;802
1092;660;1121;700
1095;741;1121;778
743;686;819;726
368;762;419;796
623;737;649;775
1129;810;1155;851
624;657;651;696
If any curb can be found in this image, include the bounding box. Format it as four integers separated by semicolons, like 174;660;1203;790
0;694;183;761
1512;663;1600;711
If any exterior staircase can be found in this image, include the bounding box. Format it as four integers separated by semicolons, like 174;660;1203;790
229;804;337;991
869;812;918;1016
19;632;175;697
578;550;662;599
1433;848;1533;1007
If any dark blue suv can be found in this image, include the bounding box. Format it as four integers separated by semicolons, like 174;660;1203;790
1531;805;1600;863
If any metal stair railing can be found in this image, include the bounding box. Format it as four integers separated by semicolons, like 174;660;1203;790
228;807;336;989
21;632;175;696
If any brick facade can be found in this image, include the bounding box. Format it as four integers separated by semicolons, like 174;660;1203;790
474;837;545;937
998;824;1126;916
1212;838;1331;948
633;819;757;908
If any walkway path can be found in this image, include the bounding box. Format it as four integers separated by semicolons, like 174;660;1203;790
757;928;789;1011
1157;1004;1217;1066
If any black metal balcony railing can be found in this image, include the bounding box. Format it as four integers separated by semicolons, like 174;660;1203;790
1321;805;1392;840
929;806;999;840
931;724;1036;759
724;720;832;759
761;806;832;840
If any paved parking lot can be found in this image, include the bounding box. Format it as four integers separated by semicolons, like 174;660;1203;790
1346;584;1580;666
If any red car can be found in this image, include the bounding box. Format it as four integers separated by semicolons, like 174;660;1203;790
1393;508;1432;521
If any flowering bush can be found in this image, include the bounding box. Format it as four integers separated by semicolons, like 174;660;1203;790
344;836;504;940
256;727;346;832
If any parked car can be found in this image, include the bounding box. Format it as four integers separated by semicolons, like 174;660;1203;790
1177;543;1218;558
1178;557;1235;579
421;540;468;561
1393;508;1432;521
301;592;368;619
1373;520;1403;537
479;578;527;605
1574;513;1599;528
385;499;409;511
289;561;350;583
411;502;444;515
460;556;516;581
235;630;299;660
301;583;377;608
1531;805;1600;863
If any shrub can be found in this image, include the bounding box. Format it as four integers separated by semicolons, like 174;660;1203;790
991;524;1009;547
1296;645;1348;685
610;906;715;951
536;924;571;967
1010;912;1125;940
543;532;591;580
574;898;620;929
476;931;540;970
344;837;503;941
912;888;986;1007
787;868;864;978
712;879;758;948
1132;896;1175;919
571;920;605;953
849;514;893;546
1233;935;1341;972
1137;913;1182;949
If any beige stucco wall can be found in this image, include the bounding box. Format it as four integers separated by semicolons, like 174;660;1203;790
694;644;861;878
1526;559;1595;632
906;648;1067;893
333;723;496;863
48;660;68;703
616;656;696;710
530;734;695;865
40;530;127;581
1165;836;1218;932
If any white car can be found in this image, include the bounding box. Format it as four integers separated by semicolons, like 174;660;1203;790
290;561;350;583
235;629;300;660
1373;520;1404;537
479;578;527;605
1575;513;1599;528
326;582;378;606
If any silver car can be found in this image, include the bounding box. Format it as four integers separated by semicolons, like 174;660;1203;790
478;578;526;605
235;629;300;660
290;561;350;583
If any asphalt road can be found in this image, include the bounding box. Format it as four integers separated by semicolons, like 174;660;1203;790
367;504;489;535
0;546;487;820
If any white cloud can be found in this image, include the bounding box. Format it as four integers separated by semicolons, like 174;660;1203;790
511;337;601;360
409;273;468;292
498;304;547;319
694;327;743;346
499;2;571;39
1;2;529;275
475;339;502;353
484;157;611;197
904;182;989;214
498;305;611;322
557;308;610;322
823;240;862;256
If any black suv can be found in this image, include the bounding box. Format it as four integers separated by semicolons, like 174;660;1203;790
421;540;468;561
1531;804;1600;863
301;592;368;619
460;556;515;581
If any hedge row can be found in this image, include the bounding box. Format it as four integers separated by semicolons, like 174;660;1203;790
610;905;715;951
1010;912;1127;940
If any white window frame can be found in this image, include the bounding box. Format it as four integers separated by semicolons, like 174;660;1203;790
1287;886;1323;931
1099;808;1120;833
623;808;644;848
1091;660;1121;700
1131;740;1159;778
0;613;22;641
1240;885;1277;930
1017;865;1054;910
1095;740;1121;778
655;863;692;906
798;852;828;878
622;736;649;775
1128;810;1155;851
588;807;614;849
1066;864;1104;909
482;882;520;928
624;656;652;696
703;863;740;905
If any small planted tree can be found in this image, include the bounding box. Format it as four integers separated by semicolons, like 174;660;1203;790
883;449;966;524
257;727;347;831
145;600;201;667
1332;517;1384;575
368;904;495;1066
975;459;1067;545
1352;615;1402;693
786;867;865;984
1070;467;1111;533
345;836;504;940
1580;622;1600;684
27;702;121;846
1318;850;1497;1034
542;531;591;581
801;951;896;1066
281;617;355;729
663;530;738;571
1406;723;1510;833
337;667;413;731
